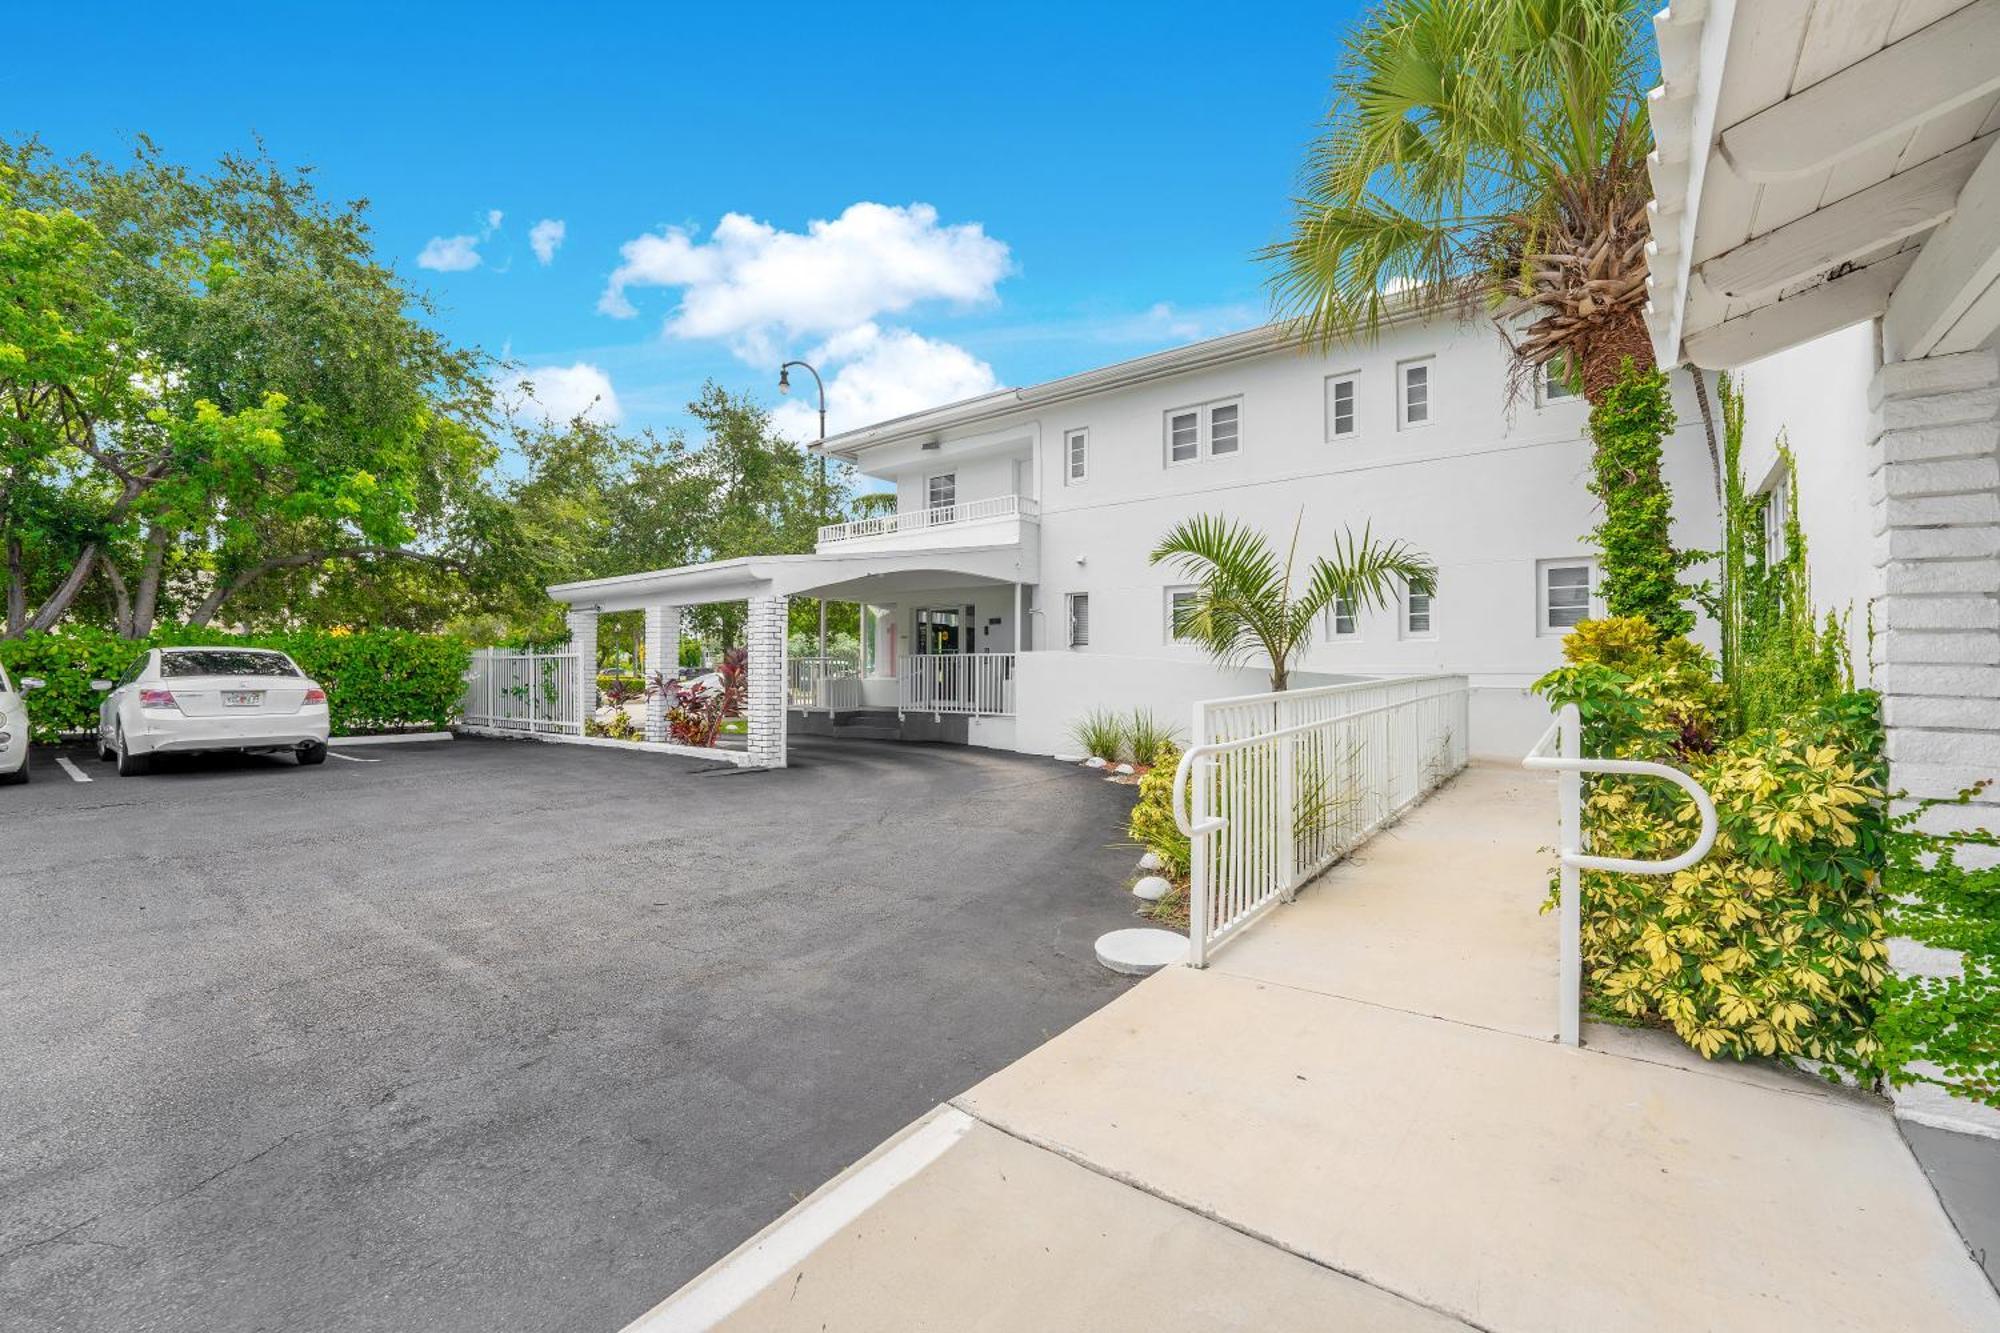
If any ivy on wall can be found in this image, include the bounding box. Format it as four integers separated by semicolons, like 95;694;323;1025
1586;364;1696;638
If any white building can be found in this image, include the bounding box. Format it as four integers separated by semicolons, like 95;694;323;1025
545;314;1719;765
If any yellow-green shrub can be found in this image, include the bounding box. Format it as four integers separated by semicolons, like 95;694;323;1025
1581;719;1887;1065
1127;742;1190;879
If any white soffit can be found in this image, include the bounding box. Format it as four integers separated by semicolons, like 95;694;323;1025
1646;0;2000;369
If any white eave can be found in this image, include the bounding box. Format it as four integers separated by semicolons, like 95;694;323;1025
1645;0;2000;370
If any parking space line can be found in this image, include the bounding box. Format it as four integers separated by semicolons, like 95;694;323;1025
327;751;381;763
55;757;94;783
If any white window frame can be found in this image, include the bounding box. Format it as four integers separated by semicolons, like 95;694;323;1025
1326;594;1360;640
1540;358;1578;405
1066;592;1090;649
1165;585;1200;644
1397;358;1434;430
1063;428;1088;485
1325;373;1359;440
926;471;956;510
1402;583;1437;639
1163;396;1244;466
1760;472;1790;568
1537;559;1600;635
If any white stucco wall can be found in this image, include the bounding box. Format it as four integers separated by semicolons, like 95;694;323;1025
1733;320;1882;677
861;317;1720;760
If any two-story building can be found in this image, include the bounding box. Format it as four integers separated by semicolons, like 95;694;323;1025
546;311;1720;766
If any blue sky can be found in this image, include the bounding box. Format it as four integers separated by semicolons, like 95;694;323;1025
10;1;1370;443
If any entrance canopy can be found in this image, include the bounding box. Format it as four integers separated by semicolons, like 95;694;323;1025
546;541;1038;613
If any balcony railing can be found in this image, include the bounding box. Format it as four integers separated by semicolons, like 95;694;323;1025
787;656;860;712
900;652;1014;716
818;493;1039;547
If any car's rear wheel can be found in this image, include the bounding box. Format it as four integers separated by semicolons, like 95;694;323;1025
296;740;327;766
0;763;27;786
115;725;151;777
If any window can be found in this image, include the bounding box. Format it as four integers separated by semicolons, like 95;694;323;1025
1542;359;1577;403
160;649;301;678
1325;374;1358;439
1404;586;1435;638
927;472;956;511
1208;402;1240;455
1164;398;1242;465
1539;561;1595;633
1166;586;1199;642
1398;359;1432;429
1760;472;1790;569
1064;428;1088;484
1328;595;1358;638
1066;593;1090;648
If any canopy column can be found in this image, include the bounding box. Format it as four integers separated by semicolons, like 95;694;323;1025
565;606;598;735
746;594;790;768
642;604;679;743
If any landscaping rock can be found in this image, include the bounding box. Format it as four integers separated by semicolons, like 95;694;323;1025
1094;927;1188;975
1137;851;1164;872
1113;763;1135;775
1132;875;1170;902
1084;756;1108;769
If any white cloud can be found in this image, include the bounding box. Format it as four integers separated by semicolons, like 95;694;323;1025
416;234;482;272
498;362;622;425
529;218;566;265
772;324;998;440
485;209;505;235
598;202;1011;356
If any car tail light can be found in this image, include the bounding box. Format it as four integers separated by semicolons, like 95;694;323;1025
138;688;178;709
303;688;327;704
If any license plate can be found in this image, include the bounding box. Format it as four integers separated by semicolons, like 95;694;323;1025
224;691;263;707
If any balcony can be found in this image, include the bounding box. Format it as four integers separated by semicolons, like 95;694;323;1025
816;494;1039;553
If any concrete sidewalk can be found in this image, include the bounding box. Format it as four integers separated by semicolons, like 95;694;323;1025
625;764;2000;1332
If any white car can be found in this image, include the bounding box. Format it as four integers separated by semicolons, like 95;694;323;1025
1;662;46;785
95;646;330;776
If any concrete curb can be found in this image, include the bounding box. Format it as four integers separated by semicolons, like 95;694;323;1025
330;731;453;747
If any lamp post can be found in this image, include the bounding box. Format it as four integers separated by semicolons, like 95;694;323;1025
779;360;830;659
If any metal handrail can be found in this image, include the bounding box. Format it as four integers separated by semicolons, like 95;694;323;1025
1523;702;1718;1045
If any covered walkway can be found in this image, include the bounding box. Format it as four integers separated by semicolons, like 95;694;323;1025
625;764;2000;1332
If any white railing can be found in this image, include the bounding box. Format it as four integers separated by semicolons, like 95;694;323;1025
787;656;861;712
817;493;1040;546
1172;675;1470;965
462;648;583;736
1524;702;1717;1046
900;652;1014;715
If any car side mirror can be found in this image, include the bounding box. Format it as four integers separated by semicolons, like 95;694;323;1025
89;679;114;692
20;677;45;691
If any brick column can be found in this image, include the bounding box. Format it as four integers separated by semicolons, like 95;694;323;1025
745;594;789;768
1869;348;2000;1135
642;604;678;743
566;607;599;734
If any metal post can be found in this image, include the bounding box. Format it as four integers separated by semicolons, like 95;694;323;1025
1557;702;1582;1047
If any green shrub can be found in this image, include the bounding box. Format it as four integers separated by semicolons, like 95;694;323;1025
1587;364;1696;638
0;626;469;739
1126;742;1190;879
1069;708;1129;762
585;710;641;742
1126;709;1179;767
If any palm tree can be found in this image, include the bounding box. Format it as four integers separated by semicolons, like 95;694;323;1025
1152;513;1435;692
1264;0;1657;405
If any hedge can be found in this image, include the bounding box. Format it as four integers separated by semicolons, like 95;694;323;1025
0;627;471;741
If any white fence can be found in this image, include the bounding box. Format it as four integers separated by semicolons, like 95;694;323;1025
1523;703;1716;1045
462;649;584;736
817;493;1039;546
900;652;1014;715
787;656;860;712
1172;675;1470;965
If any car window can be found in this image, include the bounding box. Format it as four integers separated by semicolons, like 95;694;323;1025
118;657;150;688
159;650;301;678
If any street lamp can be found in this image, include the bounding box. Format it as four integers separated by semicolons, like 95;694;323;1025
780;360;830;659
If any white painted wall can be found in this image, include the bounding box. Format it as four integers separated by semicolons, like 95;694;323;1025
1012;651;1357;757
858;317;1721;759
1732;320;1881;677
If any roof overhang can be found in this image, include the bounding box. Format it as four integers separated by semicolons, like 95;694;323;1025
1646;0;2000;369
547;542;1038;613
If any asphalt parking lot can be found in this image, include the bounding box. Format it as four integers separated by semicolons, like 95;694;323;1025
1;735;1146;1333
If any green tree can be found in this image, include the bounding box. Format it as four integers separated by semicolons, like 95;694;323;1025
1264;0;1656;403
3;139;498;636
1151;513;1435;692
